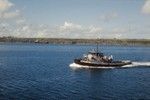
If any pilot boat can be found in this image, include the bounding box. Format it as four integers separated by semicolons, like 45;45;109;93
74;44;132;67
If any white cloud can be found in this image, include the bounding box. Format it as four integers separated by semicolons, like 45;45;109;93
0;0;25;37
114;34;122;39
56;21;103;38
1;20;150;39
111;28;128;34
142;0;150;14
0;0;13;12
0;10;20;19
99;12;118;22
0;0;21;20
22;26;29;31
60;21;82;32
59;21;102;34
0;22;9;27
12;21;103;38
88;26;103;34
16;19;26;24
4;21;142;39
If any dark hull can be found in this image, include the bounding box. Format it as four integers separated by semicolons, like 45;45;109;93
74;59;132;67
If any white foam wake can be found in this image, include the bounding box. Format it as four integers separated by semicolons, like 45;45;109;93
69;63;115;69
69;62;150;69
122;62;150;68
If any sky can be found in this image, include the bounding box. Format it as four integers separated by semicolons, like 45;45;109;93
0;0;150;39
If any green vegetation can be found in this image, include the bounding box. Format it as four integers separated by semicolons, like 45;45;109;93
0;36;150;46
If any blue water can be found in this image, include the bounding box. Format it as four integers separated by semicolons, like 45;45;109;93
0;43;150;100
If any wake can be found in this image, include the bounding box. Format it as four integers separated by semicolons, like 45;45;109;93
122;62;150;68
69;62;150;69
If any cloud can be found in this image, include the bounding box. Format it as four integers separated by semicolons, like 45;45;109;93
0;0;13;12
16;18;26;24
142;0;150;14
0;0;24;37
0;0;149;39
1;20;150;39
88;26;103;34
99;12;118;22
114;34;122;39
3;20;144;39
57;21;103;38
10;21;103;38
111;28;128;34
0;10;20;19
60;21;82;33
0;0;21;20
59;21;102;34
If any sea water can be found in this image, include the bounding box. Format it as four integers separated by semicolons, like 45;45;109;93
0;43;150;99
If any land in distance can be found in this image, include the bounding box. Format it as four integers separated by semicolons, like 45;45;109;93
0;36;150;46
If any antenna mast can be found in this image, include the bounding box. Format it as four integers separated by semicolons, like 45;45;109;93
96;38;99;53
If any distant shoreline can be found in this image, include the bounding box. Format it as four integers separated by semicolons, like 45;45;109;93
0;37;150;46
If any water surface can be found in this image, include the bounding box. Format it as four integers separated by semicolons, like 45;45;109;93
0;43;150;100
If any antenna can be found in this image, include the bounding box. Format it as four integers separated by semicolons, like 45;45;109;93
96;38;99;54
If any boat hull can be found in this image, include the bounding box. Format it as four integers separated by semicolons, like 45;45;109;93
74;59;132;67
